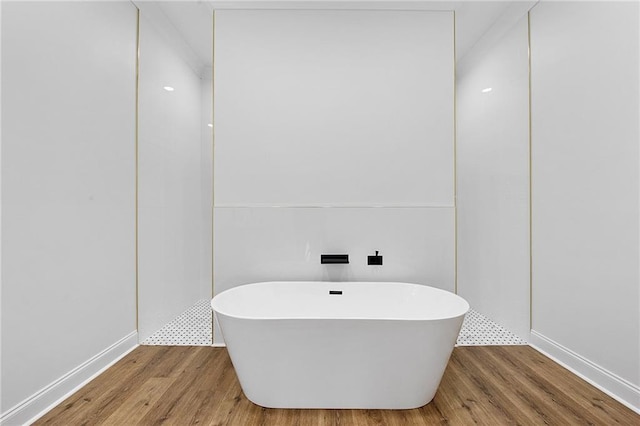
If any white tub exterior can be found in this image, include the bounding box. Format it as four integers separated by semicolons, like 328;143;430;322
211;281;469;409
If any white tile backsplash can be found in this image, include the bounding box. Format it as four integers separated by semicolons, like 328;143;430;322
214;207;455;290
213;206;455;344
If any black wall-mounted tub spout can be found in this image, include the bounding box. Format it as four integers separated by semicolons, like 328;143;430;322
321;254;349;264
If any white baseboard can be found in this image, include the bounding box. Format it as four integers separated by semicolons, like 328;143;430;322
212;342;226;348
529;330;640;414
0;331;139;426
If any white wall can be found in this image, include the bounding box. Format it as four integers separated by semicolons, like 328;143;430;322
530;1;639;411
0;0;4;416
201;76;213;301
213;10;454;344
214;10;454;207
137;13;211;342
457;15;530;340
214;206;455;287
1;2;138;423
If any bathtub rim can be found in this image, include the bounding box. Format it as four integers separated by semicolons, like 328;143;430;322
211;281;470;322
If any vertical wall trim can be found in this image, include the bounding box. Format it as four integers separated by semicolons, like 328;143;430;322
0;0;3;396
0;0;4;392
453;10;458;295
211;10;216;343
527;10;533;331
134;7;141;334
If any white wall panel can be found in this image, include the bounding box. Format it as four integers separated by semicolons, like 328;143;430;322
530;0;639;405
214;10;454;207
137;14;210;341
201;77;214;299
212;10;455;345
457;15;530;340
213;207;455;344
1;1;137;414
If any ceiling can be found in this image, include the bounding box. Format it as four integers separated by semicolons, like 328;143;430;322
140;1;537;77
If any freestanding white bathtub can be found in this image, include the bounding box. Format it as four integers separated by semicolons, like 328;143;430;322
211;281;469;409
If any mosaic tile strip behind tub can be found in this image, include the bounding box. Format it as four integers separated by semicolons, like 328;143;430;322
142;299;212;346
143;301;523;347
457;309;527;346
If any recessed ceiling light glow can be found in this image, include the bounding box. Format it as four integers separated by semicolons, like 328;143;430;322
163;86;175;92
208;123;213;128
481;87;493;93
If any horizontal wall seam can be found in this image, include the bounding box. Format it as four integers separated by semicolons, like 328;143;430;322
213;205;456;209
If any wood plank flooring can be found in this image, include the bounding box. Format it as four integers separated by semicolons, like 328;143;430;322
34;346;638;425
